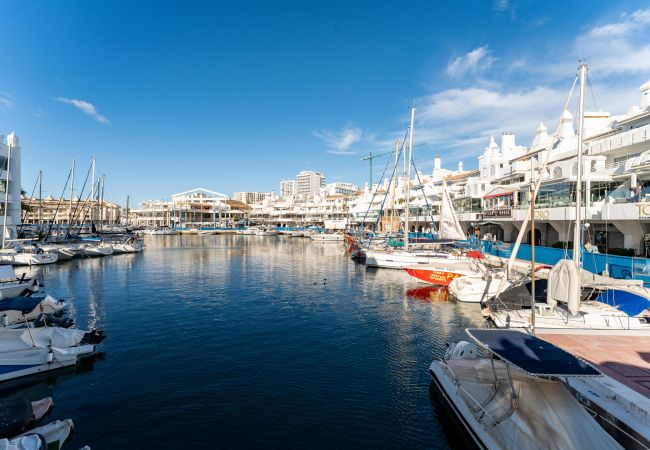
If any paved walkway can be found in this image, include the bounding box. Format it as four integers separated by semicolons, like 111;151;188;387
539;333;650;398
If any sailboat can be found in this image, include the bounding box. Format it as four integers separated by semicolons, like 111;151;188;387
485;63;650;334
364;107;464;269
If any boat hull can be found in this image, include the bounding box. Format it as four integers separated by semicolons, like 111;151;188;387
404;267;468;286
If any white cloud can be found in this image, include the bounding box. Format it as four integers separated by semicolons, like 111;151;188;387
589;9;650;37
446;46;494;78
314;125;368;154
494;0;509;12
0;92;13;109
55;97;110;124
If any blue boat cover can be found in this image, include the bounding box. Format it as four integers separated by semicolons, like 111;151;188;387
0;294;46;313
466;329;601;377
595;289;650;317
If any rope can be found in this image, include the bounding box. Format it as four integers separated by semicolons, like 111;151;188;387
45;169;72;240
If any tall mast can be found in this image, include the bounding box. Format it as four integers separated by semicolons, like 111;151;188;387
38;170;42;228
572;63;587;269
439;179;446;238
90;157;96;224
100;175;105;231
2;144;12;248
69;158;75;227
391;140;398;232
404;106;415;251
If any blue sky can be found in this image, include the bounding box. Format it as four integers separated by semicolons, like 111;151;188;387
1;0;649;205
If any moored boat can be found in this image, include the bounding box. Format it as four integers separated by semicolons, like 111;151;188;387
430;328;622;449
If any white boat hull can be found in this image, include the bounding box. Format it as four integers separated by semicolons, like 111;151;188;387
364;250;453;269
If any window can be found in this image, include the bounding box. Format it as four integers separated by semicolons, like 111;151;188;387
614;153;641;163
0;156;6;171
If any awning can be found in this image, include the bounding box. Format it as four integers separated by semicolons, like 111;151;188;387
477;221;503;226
467;328;601;377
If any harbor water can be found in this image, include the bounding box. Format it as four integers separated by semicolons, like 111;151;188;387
9;236;484;449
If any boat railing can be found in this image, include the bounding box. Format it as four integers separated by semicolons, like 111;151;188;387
578;401;648;449
443;364;517;445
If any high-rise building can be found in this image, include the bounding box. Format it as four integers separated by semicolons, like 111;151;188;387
0;133;21;241
280;179;295;198
296;171;325;197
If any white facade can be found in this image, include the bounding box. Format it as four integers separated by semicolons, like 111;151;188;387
234;191;272;204
296;171;324;198
325;182;359;197
0;133;21;242
280;179;295;198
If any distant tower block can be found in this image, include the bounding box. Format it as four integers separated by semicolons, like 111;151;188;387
434;155;442;171
458;161;464;172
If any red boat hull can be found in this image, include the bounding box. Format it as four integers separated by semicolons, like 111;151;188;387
404;268;465;286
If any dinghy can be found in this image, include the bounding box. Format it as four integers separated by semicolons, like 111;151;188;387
16;419;74;450
0;397;53;438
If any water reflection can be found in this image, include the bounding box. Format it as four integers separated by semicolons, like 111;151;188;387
10;235;488;449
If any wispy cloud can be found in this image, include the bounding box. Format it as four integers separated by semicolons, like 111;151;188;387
494;0;509;12
0;92;13;110
446;46;495;78
30;107;45;118
55;97;110;124
314;124;372;155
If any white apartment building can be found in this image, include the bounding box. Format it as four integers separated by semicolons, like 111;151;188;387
280;179;295;198
234;191;272;205
325;182;359;197
0;133;22;241
296;171;324;197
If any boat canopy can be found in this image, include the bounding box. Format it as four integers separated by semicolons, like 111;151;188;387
0;294;46;313
466;328;601;377
595;289;650;317
0;266;16;282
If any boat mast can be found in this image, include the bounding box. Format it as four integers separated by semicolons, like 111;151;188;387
570;62;587;311
404;106;415;252
100;175;105;231
2;143;12;248
391;140;398;232
530;157;536;334
439;179;446;239
91;157;95;225
38;170;42;229
573;62;587;271
69;158;75;230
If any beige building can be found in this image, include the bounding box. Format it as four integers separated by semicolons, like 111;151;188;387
21;196;121;225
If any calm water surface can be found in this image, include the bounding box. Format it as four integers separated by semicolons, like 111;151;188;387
9;236;484;449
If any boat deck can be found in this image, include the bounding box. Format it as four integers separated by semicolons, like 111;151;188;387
539;333;650;398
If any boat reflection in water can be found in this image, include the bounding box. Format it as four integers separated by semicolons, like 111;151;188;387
407;286;449;303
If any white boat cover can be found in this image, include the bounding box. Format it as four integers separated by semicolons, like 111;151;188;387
18;419;73;450
439;188;466;240
0;434;44;450
0;328;87;352
547;259;581;315
446;358;622;450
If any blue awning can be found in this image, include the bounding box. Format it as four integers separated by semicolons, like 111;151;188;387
466;328;601;377
595;289;650;317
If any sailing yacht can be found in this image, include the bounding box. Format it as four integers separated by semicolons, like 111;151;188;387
483;64;650;334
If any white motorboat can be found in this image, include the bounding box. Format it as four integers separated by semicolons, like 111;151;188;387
79;243;113;257
18;419;75;450
0;294;66;326
109;236;143;254
430;328;622;450
309;233;344;242
255;229;278;236
289;231;304;237
364;248;455;269
0;266;39;299
0;327;104;382
448;271;512;303
38;244;80;260
0;249;58;266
